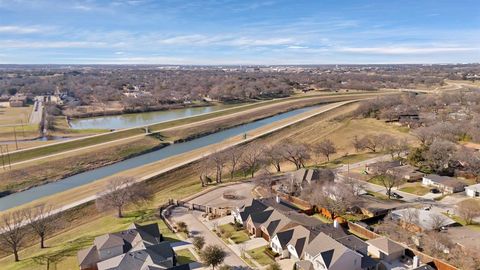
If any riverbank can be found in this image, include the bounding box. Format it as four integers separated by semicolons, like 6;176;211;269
2;92;382;166
0;93;385;202
0;101;360;215
0;100;365;269
0;136;170;196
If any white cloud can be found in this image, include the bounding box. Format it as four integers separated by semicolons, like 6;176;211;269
287;45;309;49
337;46;478;54
0;25;47;34
0;40;108;48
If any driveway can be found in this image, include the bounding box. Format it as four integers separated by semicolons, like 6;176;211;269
190;182;256;209
170;207;248;268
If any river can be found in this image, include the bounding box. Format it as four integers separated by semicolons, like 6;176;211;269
69;105;232;130
0;105;322;211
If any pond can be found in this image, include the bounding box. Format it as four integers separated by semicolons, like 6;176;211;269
69;105;231;130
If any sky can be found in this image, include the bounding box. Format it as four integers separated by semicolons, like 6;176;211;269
0;0;479;65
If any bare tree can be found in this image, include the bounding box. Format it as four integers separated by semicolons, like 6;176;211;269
315;139;337;162
375;171;403;199
96;177;153;218
359;135;382;153
210;150;227;183
401;208;419;231
263;145;284;172
24;204;57;249
199;156;213;187
429;214;448;231
0;211;28;262
281;139;310;169
457;199;480;225
304;182;356;218
424;139;457;174
225;147;243;180
351;135;363;153
343;176;366;197
240;144;264;178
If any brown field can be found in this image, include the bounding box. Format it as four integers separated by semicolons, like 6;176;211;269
0;106;32;126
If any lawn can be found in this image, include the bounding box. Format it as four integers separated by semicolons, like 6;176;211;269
175;248;197;265
246;246;275;266
0;208;179;270
218;223;250;244
313;214;333;223
399;184;430;196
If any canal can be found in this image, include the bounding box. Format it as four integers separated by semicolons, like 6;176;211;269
0;104;322;211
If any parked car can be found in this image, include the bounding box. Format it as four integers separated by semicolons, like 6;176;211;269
430;188;440;194
386;192;403;199
392;192;403;199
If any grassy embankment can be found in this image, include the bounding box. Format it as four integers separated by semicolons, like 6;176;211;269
0;106;38;142
2;93;384;195
0;136;167;195
0;99;410;269
3;91;382;165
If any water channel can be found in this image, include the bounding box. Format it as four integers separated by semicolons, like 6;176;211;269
0;105;322;211
69;106;231;130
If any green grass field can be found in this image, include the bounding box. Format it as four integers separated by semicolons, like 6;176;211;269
399;184;430;196
246;246;275;266
6;127;145;164
218;223;250;244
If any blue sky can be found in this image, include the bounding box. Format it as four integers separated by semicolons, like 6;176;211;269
0;0;479;64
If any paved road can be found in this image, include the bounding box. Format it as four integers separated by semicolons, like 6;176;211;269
29;99;43;124
170;207;248;268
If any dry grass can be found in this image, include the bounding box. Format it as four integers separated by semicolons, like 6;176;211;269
0;106;32;126
160;93;383;141
0;102;355;216
0;136;166;194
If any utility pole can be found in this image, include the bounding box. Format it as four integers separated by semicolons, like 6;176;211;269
0;145;5;170
20;120;25;138
13;127;18;150
5;145;11;169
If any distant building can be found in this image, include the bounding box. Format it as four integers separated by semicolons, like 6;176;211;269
386;165;423;182
9;94;27;107
365;160;402;175
465;183;480;197
391;208;457;232
422;174;466;194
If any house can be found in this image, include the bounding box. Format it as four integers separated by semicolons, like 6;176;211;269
386;165;423;182
422;174;466;194
232;198;269;225
296;232;364;270
465;183;480;197
285;168;335;195
270;225;314;259
9;94;27;107
365;160;402;174
245;208;276;238
366;237;404;264
391;208;457;232
336;235;378;270
77;223;188;270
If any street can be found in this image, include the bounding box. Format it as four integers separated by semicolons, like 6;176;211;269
170;207;248;268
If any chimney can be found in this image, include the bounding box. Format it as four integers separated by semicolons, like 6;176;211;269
333;219;339;228
412;256;420;267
